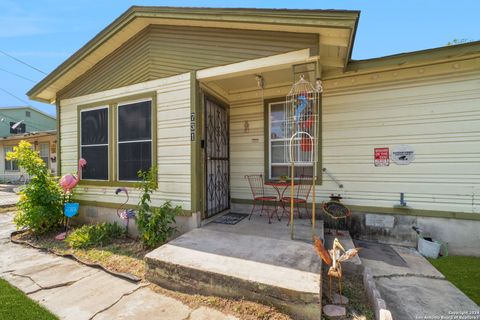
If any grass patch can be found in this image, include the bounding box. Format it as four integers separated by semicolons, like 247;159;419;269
12;229;147;278
0;278;58;320
428;256;480;305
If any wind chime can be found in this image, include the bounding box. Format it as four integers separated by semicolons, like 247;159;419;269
285;75;322;239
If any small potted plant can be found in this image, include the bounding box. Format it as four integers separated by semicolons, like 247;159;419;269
279;175;289;183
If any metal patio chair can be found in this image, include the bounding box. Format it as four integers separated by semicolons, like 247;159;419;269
245;174;278;223
281;175;313;223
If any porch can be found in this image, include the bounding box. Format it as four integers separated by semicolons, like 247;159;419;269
147;50;330;319
145;214;324;320
194;49;326;222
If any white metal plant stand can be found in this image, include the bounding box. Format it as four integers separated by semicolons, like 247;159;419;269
285;75;322;239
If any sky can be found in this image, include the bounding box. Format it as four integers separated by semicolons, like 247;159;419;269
0;0;479;117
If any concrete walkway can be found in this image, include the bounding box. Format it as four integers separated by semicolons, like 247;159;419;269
0;186;19;208
0;212;238;320
356;240;479;320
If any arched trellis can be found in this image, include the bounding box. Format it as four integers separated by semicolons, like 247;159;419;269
285;75;322;239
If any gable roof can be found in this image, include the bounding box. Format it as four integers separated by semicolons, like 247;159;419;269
27;6;360;103
0;106;56;120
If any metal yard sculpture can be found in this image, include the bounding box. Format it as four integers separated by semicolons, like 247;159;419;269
115;187;135;235
314;236;361;303
286;75;321;239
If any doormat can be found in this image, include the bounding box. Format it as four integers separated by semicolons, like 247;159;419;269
212;213;248;225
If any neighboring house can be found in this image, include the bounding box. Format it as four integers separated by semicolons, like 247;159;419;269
0;106;56;137
27;7;479;254
0;131;57;182
0;106;57;182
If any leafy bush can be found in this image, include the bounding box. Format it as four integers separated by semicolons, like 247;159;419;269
6;141;64;234
66;222;125;248
136;167;181;248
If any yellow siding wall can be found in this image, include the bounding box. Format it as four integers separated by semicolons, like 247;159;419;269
230;72;480;214
59;73;191;210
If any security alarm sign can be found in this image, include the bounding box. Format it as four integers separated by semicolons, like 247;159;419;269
391;145;415;165
374;148;390;167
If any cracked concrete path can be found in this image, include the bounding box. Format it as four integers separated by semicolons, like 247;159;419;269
0;212;239;320
0;189;18;207
356;240;479;320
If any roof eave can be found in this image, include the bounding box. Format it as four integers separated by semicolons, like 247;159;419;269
27;6;360;103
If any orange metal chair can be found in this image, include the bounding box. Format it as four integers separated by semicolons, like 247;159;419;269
245;174;278;223
281;175;312;223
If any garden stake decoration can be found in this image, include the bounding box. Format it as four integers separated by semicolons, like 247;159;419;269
313;236;361;303
115;187;135;236
286;75;322;240
56;158;87;240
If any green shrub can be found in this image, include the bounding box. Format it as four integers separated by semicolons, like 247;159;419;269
136;167;181;248
66;222;125;248
6;141;64;234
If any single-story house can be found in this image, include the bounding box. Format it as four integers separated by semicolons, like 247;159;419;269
0;130;57;182
27;7;479;255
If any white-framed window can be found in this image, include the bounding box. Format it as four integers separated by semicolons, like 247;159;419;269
39;143;49;166
117;99;153;181
268;101;313;180
80;106;109;180
4;146;18;171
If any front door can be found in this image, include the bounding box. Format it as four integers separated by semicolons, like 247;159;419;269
205;97;230;218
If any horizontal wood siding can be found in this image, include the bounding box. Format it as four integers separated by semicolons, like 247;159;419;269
59;73;191;210
230;72;480;214
59;25;318;99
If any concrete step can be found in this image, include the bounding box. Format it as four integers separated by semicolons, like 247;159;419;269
145;228;323;320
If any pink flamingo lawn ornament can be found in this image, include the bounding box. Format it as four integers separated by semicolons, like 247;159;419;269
60;158;87;192
55;158;87;241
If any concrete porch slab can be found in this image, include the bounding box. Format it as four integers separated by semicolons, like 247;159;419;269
145;227;322;320
205;212;324;242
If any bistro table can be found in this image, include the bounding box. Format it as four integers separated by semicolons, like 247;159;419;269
265;180;298;221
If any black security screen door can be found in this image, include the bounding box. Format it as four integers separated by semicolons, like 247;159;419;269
205;97;230;217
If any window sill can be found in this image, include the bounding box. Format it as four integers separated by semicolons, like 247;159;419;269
78;180;157;188
79;180;139;187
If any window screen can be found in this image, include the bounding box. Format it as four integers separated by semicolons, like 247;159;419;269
118;100;152;181
80;107;109;180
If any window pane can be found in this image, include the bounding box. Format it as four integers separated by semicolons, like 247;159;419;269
4;147;18;171
271;166;288;179
271;165;313;179
271;141;287;164
118;141;152;181
81;146;108;180
81;108;108;145
118;101;151;142
270;103;285;121
39;143;49;157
